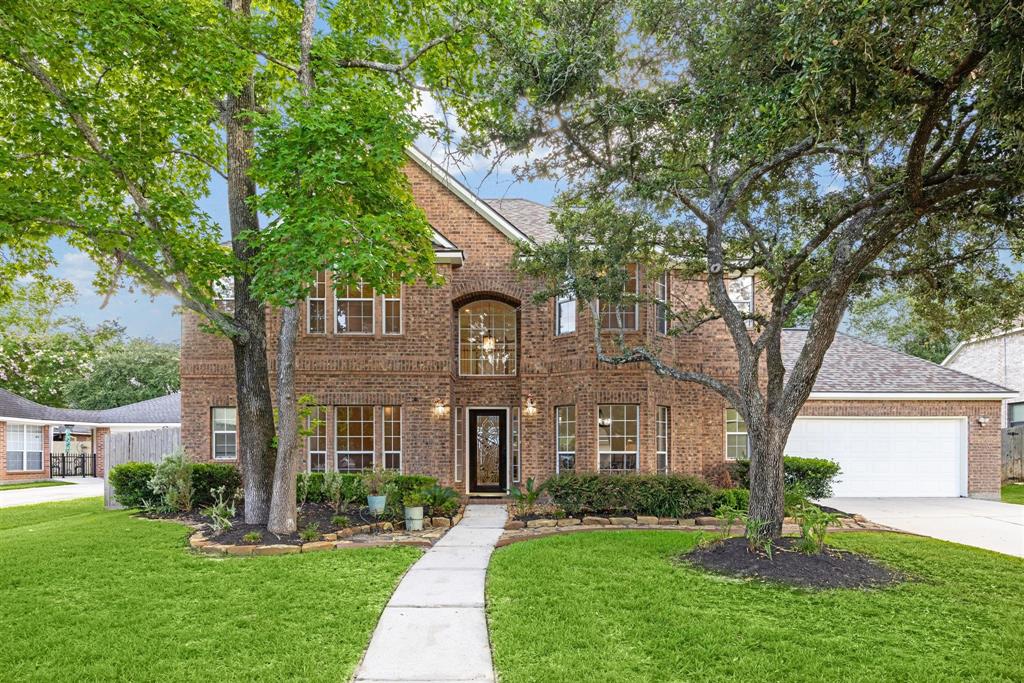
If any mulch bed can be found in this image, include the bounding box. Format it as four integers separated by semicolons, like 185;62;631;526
208;502;388;546
682;536;906;589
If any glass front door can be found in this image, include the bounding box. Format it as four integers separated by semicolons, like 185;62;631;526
468;409;507;493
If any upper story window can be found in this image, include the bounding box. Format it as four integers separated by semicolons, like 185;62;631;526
459;300;517;376
655;271;669;335
308;271;327;334
6;424;43;472
212;407;237;461
727;275;754;328
336;282;374;334
600;263;639;331
725;408;750;460
555;293;576;336
383;289;402;335
598;404;639;473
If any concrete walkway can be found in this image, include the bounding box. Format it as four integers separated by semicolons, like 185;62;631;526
823;497;1024;558
354;503;507;683
0;477;104;508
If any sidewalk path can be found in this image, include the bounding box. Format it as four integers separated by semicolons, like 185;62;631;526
0;477;104;508
354;503;507;682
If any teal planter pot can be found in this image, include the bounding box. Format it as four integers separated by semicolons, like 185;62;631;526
404;506;424;531
367;495;387;516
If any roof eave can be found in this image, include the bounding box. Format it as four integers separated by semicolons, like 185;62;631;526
807;391;1016;401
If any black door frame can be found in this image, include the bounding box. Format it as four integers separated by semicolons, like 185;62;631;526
468;408;508;493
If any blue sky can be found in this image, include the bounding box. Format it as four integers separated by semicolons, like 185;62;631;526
48;138;560;343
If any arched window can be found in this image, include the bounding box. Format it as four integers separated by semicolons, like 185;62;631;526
459;300;517;376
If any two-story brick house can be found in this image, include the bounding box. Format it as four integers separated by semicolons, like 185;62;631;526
180;148;1011;499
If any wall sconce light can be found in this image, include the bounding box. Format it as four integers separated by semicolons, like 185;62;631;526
524;394;538;416
481;335;496;352
977;416;990;426
433;399;450;418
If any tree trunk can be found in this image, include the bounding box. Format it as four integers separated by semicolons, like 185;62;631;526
267;305;301;534
224;0;276;525
745;415;789;540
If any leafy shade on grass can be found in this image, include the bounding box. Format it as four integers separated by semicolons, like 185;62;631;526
487;531;1024;683
0;498;418;681
1001;482;1024;505
0;480;74;491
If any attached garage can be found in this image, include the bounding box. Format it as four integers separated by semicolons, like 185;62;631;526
782;330;1014;499
786;417;966;497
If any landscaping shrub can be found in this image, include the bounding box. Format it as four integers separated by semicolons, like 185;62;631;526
730;456;841;499
109;462;156;508
191;463;241;508
148;450;194;512
544;473;716;518
714;487;749;511
293;472;437;513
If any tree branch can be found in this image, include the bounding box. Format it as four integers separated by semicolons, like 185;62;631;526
336;31;458;74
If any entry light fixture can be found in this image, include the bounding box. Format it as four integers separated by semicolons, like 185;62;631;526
977;416;990;426
524;394;538;417
433;399;450;418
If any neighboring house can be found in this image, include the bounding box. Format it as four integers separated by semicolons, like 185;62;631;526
0;389;181;483
179;147;1012;500
943;329;1024;428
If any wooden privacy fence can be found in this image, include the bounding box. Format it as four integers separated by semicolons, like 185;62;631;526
1001;427;1024;482
103;427;181;509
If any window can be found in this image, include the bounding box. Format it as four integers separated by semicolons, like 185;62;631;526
555;293;576;335
213;276;235;313
6;424;43;471
511;407;521;483
598;404;639;473
600;263;639;330
657;406;670;473
655;272;669;335
556;406;576;472
1009;402;1024;426
307;271;327;334
336;406;375;472
454;407;464;483
212;407;237;461
459;300;517;376
307;406;328;472
383;406;402;471
727;275;754;329
725;408;750;460
336;282;374;334
383;289;402;335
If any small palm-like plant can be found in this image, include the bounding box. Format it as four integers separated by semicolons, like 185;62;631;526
509;477;544;517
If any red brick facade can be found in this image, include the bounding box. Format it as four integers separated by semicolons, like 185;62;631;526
178;158;1002;498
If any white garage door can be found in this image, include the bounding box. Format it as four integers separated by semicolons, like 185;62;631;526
785;417;966;497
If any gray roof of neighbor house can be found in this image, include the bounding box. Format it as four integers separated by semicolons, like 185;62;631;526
0;389;181;425
484;198;558;244
782;329;1013;394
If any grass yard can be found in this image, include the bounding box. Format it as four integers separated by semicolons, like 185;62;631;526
1001;482;1024;505
0;480;74;491
0;498;419;682
487;531;1024;683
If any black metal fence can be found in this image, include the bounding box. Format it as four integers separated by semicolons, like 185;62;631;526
50;453;97;478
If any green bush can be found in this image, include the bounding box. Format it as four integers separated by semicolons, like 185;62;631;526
109;462;156;508
544;473;717;518
149;450;194;512
192;463;241;508
714;487;749;511
294;472;437;510
730;456;841;499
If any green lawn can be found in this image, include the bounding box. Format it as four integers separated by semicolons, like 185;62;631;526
0;480;74;491
1002;483;1024;505
0;498;419;682
487;531;1024;683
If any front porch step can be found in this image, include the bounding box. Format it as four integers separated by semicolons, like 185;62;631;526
466;495;513;505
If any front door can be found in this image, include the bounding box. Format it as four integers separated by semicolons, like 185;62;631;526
468;409;507;493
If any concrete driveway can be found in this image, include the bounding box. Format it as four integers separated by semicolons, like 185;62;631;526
822;497;1024;558
0;477;104;508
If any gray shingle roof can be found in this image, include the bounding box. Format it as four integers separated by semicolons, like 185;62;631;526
782;329;1012;394
0;389;181;425
484;198;558;244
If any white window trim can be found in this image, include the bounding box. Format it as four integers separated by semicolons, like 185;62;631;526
211;407;238;462
727;275;755;329
383;405;402;472
597;404;640;473
307;272;328;334
382;288;403;336
655;272;669;335
5;423;44;472
555;293;577;336
335;283;375;335
335;405;376;472
656;405;670;473
555;405;576;473
307;406;329;473
724;408;750;461
598;264;640;331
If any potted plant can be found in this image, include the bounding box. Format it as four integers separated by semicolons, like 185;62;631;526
403;490;427;531
361;466;394;516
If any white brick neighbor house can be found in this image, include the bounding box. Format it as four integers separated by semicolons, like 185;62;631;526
944;330;1024;428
